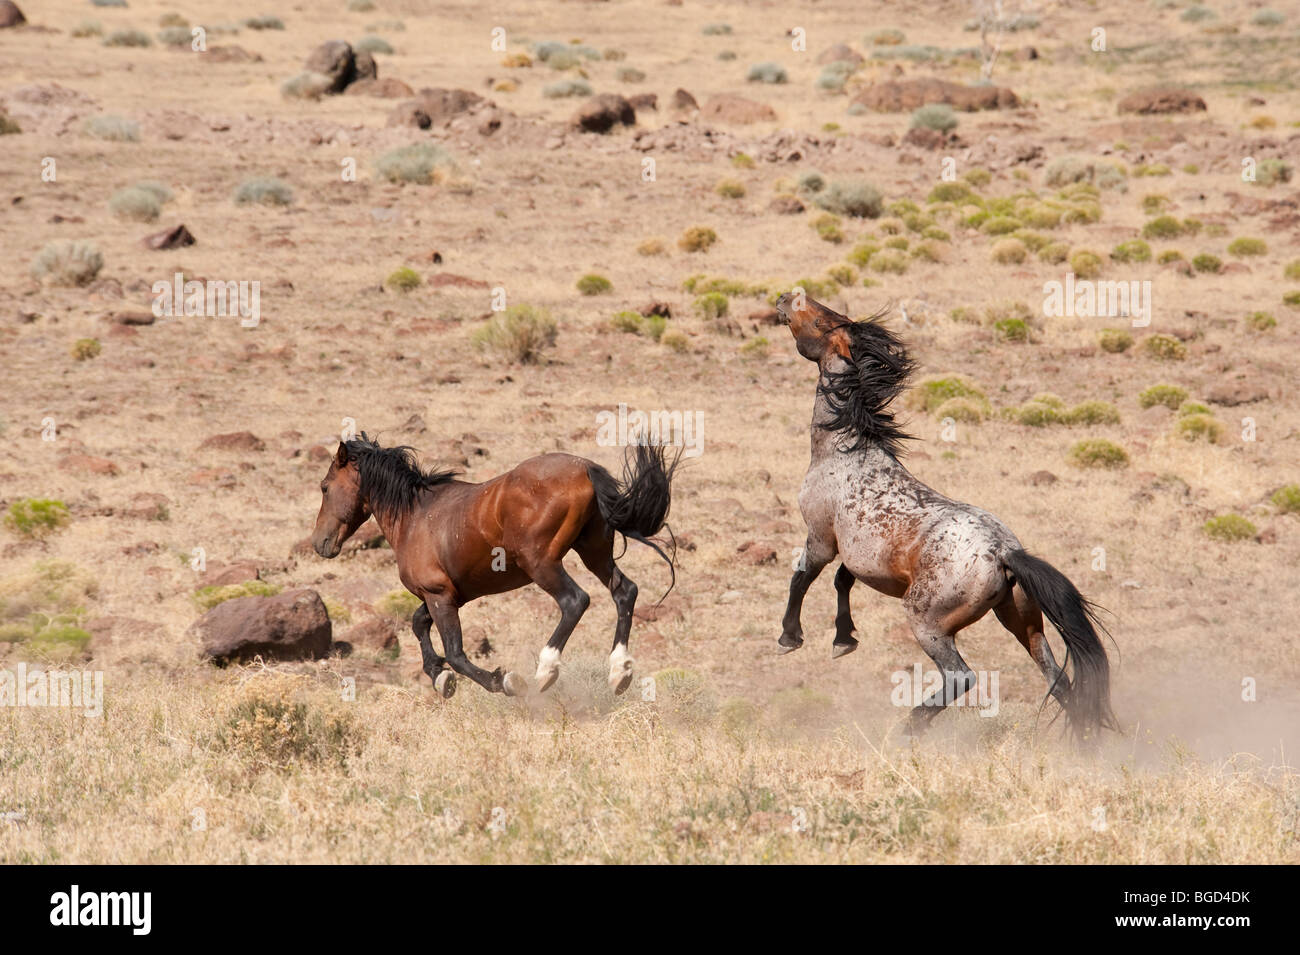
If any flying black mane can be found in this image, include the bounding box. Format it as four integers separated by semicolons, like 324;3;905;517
818;309;917;458
345;432;459;516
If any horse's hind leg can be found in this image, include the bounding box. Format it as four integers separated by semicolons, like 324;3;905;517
529;561;591;693
994;586;1069;711
831;564;859;659
576;532;638;695
904;621;978;734
412;604;455;699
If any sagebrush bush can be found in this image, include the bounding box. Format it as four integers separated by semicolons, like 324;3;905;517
814;178;883;218
910;375;987;414
716;178;746;199
1138;383;1188;409
385;267;421;292
1068;439;1128;469
194;581;281;611
281;72;334;100
71;338;102;361
108;185;161;221
1141;334;1187;360
243;15;285;30
1069;249;1103;278
354;35;393;55
746;62;788;84
472;305;558;364
576;273;613;295
31;241;104;286
4;499;70;539
103;29;152;47
376;143;458;185
1202;515;1256;542
1111;239;1151;263
1271;484;1300;513
911;104;957;133
157;26;192;46
83;114;140;142
1098;328;1133;353
694;292;728;319
678;226;718;253
219;683;363;769
234;177;293;206
1227;237;1267;257
991;239;1027;264
542;79;592;98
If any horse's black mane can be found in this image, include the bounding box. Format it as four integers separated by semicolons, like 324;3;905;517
345;432;459;516
818;308;917;458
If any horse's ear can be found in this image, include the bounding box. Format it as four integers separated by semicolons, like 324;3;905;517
826;326;854;362
335;442;349;466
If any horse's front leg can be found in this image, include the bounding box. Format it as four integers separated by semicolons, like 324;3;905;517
429;597;526;697
778;535;833;653
412;604;455;698
831;564;859;658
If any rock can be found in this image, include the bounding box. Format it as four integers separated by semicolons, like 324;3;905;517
304;40;359;94
140;223;195;250
346;616;399;651
0;1;24;28
124;492;169;520
1206;380;1269;406
769;195;805;214
199;431;265;452
307;444;332;461
571;93;636;133
1118;87;1206;115
344;77;414;98
353;49;378;83
627;92;657;112
851;77;1020;112
107;309;156;325
639;301;672;318
192;588;332;664
387;87;486;128
736;540;778;565
902;126;947;149
816;44;863;66
59;454;119;476
188;467;237;487
670;88;698;111
206;45;262;63
700;93;777;124
1026;470;1058;486
203;561;261;587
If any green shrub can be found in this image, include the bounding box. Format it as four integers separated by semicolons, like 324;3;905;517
385;267;420;292
103;29;152;47
234;177;293;206
83;115;140;142
994;317;1029;341
934;397;984;423
1271;484;1300;513
1227;237;1267;257
1158;250;1184;264
1202;515;1256;542
991;239;1027;264
911;375;987;414
702;23;733;35
72;21;103;38
108;185;161;221
1283;260;1300;281
1111;239;1152;263
1069;249;1103;278
694;292;729;319
4;499;70;539
194;580;281;611
576;273;613;296
1098;328;1133;353
376;143;458;185
472;305;558;364
1286;291;1300;309
542;79;592;98
1006;400;1063;427
1251;9;1285;26
1039;241;1070;264
1142;215;1184;240
281;72;334;100
746;62;788;84
1191;253;1222;274
1252;158;1292;186
678;226;718;252
1175;414;1224;443
31;241;103;286
1068;439;1128;469
243;15;285;30
1180;5;1215;22
869;250;908;274
814;178;883;218
354;35;393;55
1138;383;1188;409
982;215;1021;236
157;26;193;46
1245;311;1276;331
72;338;101;361
1141;334;1187;360
1066;400;1120;425
910;104;957;133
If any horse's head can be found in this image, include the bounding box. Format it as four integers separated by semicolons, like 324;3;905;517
311;442;370;558
775;290;854;364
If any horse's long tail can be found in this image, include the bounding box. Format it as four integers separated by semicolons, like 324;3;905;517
1001;548;1118;739
587;443;680;598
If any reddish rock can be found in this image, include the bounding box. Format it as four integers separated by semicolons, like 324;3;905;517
1027;470;1058;486
108;309;156;325
571;93;636;133
346;616;399;651
199;431;265;452
670;88;698;110
124;492;169;520
188;468;237;487
627;92;658;112
769;195;805;214
639;301;672;318
206;45;263;63
816;44;863;66
426;273;489;289
141;223;195;250
304;40;360;93
59;454;119;476
387;88;486;128
852;77;1020;112
700;94;777;124
1206;380;1269;406
192;588;332;664
903;126;947;149
0;1;25;28
204;561;260;587
1118;87;1206;115
736;540;778;565
344;77;414;98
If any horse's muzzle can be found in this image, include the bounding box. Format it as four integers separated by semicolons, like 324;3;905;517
312;535;341;559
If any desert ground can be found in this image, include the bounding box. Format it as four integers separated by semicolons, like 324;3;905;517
1;0;1299;863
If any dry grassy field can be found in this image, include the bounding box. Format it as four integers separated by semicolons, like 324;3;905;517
1;0;1299;864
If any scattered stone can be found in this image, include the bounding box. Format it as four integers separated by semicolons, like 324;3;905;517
639;301;672;318
700;93;777;124
627;92;657;112
199;431;265;452
1027;470;1058;486
346;616;399;651
141;223;195;250
0;1;24;28
670;88;699;111
192;588;332;664
304;40;362;94
1206;380;1269;406
124;492;169;520
902;126;947;149
107;309;156;325
571;93;636;133
1117;87;1206;115
736;540;778;565
769;195;805;214
387;88;486;128
852;77;1020;112
59;454;119;476
816;44;863;67
204;561;261;587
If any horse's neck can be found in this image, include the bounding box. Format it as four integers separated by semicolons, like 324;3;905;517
810;367;911;481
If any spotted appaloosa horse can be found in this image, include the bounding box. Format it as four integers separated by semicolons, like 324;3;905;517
774;291;1118;739
311;434;677;699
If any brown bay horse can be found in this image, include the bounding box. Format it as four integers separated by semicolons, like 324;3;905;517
774;291;1118;739
311;434;677;699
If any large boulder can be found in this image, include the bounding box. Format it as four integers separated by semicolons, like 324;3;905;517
852;77;1020;112
192;589;332;664
304;40;363;94
1117;86;1206;115
700;93;777;124
571;93;635;133
0;1;25;28
387;87;486;128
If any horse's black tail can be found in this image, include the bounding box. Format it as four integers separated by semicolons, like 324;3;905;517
587;442;680;599
1002;548;1119;740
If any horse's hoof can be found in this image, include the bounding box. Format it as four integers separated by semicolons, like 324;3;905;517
609;645;634;695
434;670;456;699
777;636;804;655
534;647;560;694
501;672;527;697
831;634;859;659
